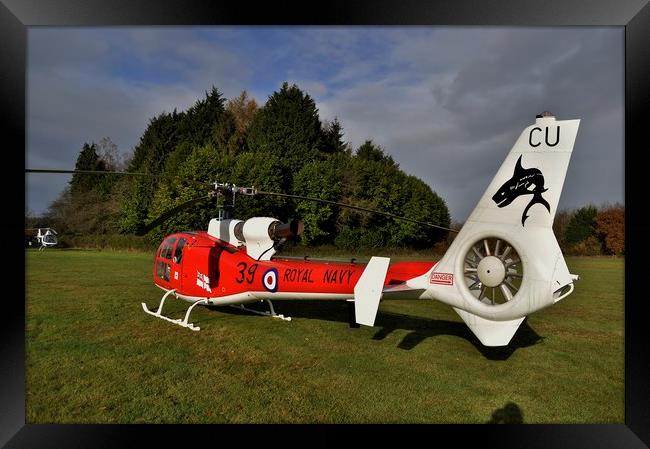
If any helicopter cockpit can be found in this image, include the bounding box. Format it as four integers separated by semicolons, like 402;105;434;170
42;229;57;245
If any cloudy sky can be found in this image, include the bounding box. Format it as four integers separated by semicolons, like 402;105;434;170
26;27;624;222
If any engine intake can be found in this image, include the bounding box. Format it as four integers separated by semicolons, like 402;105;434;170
216;217;304;260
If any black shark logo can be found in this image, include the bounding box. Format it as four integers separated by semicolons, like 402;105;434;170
492;155;550;226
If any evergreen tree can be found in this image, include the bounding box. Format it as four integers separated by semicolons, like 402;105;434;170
127;111;182;174
111;82;452;249
246;82;324;178
146;144;235;241
322;117;347;154
565;205;598;244
211;110;241;156
332;154;448;249
120;177;156;234
355;140;397;167
393;175;451;247
230;152;287;220
293;158;342;245
120;110;180;233
177;86;229;148
70;142;108;195
122;87;231;232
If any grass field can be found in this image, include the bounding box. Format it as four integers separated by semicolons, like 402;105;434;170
25;249;624;423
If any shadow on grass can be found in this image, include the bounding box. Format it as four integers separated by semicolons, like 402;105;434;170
373;312;543;360
486;402;524;423
207;300;543;360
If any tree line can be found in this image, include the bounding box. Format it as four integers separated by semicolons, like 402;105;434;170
36;82;451;249
31;82;624;255
552;203;624;256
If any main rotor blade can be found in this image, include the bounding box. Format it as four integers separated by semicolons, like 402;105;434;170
26;169;220;192
255;190;458;234
136;195;214;236
26;168;152;176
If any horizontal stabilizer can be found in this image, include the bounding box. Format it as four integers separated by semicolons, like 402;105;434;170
454;308;524;347
354;257;390;326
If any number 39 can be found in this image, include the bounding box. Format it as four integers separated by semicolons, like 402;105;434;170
235;262;258;284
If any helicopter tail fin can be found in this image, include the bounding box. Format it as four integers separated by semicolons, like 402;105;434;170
354;256;390;326
420;112;581;346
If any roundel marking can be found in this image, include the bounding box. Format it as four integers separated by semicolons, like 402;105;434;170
263;268;278;293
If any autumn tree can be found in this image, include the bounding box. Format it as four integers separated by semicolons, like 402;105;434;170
227;91;259;133
97;137;129;171
595;205;625;255
212;91;260;157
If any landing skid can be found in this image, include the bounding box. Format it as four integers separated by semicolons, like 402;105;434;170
231;299;292;322
141;289;208;331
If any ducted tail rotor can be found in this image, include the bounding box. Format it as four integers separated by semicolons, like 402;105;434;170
464;237;523;306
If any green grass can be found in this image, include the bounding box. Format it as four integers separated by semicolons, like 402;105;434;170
26;249;624;423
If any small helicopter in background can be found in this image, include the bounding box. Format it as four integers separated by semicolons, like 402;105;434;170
27;112;581;347
25;228;58;250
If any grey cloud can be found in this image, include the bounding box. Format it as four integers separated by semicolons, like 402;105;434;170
28;28;111;72
318;28;623;221
27;28;252;214
27;27;623;224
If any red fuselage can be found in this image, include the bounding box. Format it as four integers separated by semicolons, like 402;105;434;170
153;231;435;303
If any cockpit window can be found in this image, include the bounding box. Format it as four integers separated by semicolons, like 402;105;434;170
156;236;178;282
156;260;166;280
173;238;186;263
160;237;177;260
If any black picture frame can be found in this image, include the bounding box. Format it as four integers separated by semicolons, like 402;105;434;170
5;0;649;447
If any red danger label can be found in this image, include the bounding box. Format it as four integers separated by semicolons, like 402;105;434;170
430;272;454;285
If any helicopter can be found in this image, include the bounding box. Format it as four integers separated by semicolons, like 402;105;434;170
27;111;580;346
25;228;58;250
133;111;580;346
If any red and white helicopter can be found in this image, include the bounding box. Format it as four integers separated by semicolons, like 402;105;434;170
136;111;581;346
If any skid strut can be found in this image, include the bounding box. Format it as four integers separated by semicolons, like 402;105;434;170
231;299;291;322
141;289;208;331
